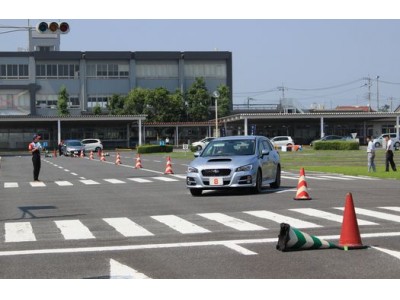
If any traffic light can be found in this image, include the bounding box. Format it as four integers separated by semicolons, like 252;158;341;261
36;21;70;34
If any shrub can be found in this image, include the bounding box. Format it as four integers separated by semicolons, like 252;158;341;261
314;141;359;150
137;144;173;154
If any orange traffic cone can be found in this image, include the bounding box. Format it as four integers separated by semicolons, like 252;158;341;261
98;149;101;158
293;168;312;200
100;151;106;162
53;149;57;158
135;154;143;169
115;152;122;165
89;151;94;160
164;156;174;174
339;193;367;250
80;150;84;158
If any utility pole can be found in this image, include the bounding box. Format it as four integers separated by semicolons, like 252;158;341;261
363;77;372;111
376;75;380;111
277;86;285;112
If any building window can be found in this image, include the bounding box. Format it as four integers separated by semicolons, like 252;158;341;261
86;63;129;78
184;61;227;78
88;96;111;108
36;94;80;108
0;64;29;79
36;64;80;79
136;61;179;78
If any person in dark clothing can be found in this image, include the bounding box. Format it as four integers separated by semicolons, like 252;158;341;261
58;140;63;156
384;134;397;172
28;134;42;181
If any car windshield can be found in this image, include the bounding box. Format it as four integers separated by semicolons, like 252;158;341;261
67;141;82;146
201;139;255;157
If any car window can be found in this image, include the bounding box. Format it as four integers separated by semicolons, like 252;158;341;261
263;139;274;151
202;139;255;157
67;141;82;146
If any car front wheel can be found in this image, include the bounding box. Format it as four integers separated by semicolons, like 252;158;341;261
375;142;381;148
252;169;262;194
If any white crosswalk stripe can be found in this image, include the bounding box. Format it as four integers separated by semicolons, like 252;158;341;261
55;181;73;186
103;217;154;237
198;213;267;231
335;207;400;223
103;179;126;184
30;181;46;187
290;208;378;226
4;182;18;188
3;207;400;243
80;179;100;185
54;220;95;240
152;177;179;182
244;210;321;228
151;215;210;234
127;178;152;183
5;222;36;242
319;175;353;180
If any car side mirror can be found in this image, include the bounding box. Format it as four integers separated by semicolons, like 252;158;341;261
261;149;269;157
194;151;201;157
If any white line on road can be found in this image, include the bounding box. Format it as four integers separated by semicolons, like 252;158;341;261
379;207;400;213
372;247;400;261
335;207;400;223
244;210;321;228
29;181;46;187
290;208;378;226
103;179;126;184
319;175;353;180
80;179;100;185
198;213;266;231
4;182;18;188
103;218;154;237
151;215;210;234
109;258;151;279
5;222;36;242
55;181;73;186
55;220;95;240
152;177;179;182
2;231;400;257
127;178;152;183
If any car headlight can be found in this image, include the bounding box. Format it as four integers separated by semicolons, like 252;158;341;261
235;164;253;172
187;166;199;173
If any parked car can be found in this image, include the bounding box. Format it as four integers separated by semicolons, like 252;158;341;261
191;137;215;151
373;133;400;148
186;135;281;196
270;136;294;148
81;138;103;152
62;140;85;157
310;135;344;146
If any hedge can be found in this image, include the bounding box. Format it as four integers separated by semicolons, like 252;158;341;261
137;144;174;154
314;141;359;150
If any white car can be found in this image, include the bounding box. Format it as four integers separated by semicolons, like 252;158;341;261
191;137;215;151
270;136;294;148
373;133;400;148
81;138;103;152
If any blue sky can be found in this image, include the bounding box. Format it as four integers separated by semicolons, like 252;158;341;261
1;1;400;111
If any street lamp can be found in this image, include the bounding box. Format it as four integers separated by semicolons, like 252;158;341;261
213;91;220;138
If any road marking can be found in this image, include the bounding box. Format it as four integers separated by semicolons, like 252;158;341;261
5;222;36;242
290;208;378;226
335;207;400;223
55;220;95;240
2;232;400;257
70;172;78;176
340;175;380;180
172;174;187;179
80;179;100;185
152;177;179;182
281;176;299;180
4;182;18;188
198;213;266;231
319;175;353;180
110;258;151;279
301;175;329;181
55;181;73;186
379;206;400;213
127;178;152;183
104;179;126;184
244;210;321;228
103;218;154;237
30;181;46;187
372;247;400;261
151;215;210;234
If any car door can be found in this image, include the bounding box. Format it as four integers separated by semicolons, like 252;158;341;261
258;139;273;181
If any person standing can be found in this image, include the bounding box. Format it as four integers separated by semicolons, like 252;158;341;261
58;140;63;156
366;136;376;172
384;134;397;172
28;134;42;181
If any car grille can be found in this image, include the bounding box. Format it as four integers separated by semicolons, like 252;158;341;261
201;169;231;176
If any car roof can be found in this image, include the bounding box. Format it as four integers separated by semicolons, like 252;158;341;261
212;135;261;142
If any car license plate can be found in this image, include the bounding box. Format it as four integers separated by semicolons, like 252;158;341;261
74;151;78;154
209;177;223;186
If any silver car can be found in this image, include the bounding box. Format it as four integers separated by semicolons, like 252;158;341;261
62;139;85;157
186;136;281;196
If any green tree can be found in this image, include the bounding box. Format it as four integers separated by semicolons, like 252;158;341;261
186;77;211;121
107;94;125;115
93;104;102;115
123;87;149;115
57;86;69;116
144;87;184;122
